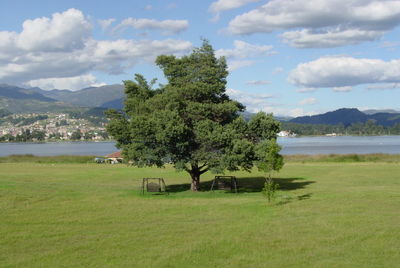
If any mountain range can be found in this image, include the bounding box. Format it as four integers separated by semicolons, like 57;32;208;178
290;108;400;127
1;84;399;126
29;84;125;108
0;84;124;113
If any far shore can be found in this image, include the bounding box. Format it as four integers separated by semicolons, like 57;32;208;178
1;153;399;164
1;134;400;144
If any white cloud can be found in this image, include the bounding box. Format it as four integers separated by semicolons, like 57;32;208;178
246;80;270;86
216;40;275;70
288;56;400;88
282;28;383;48
288;108;315;117
0;38;192;84
113;18;189;35
0;9;193;88
26;74;105;91
273;67;284;74
269;107;317;117
299;97;317;105
380;41;400;48
98;18;116;31
226;60;255;71
144;5;153;11
216;40;274;59
366;83;400;90
209;0;260;13
167;3;177;9
296;88;317;93
228;88;319;116
17;8;92;52
90;39;192;74
0;32;19;61
228;0;400;47
332;86;353;92
227;88;274;112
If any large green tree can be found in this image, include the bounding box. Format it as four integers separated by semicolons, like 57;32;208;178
106;40;282;191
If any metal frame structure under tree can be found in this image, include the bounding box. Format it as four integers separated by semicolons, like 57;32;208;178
210;176;238;193
141;178;168;195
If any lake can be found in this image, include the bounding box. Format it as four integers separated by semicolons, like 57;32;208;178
279;135;400;155
0;141;118;157
0;136;399;156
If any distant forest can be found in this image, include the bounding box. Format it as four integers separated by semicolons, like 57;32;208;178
281;120;400;136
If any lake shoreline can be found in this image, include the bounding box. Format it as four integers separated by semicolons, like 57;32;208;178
1;153;400;164
0;140;114;144
1;136;399;156
1;134;400;144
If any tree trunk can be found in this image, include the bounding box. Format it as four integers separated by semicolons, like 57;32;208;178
188;163;209;191
190;171;201;191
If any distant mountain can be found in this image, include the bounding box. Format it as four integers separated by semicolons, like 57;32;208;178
290;108;400;127
0;84;55;102
0;83;125;114
0;108;12;117
83;107;109;117
101;97;124;109
362;109;399;115
239;111;293;122
275;115;293;122
0;84;84;113
0;97;82;113
368;113;400;126
40;84;124;108
291;108;367;126
3;83;399;128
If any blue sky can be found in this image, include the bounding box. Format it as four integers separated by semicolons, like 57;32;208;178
1;0;400;116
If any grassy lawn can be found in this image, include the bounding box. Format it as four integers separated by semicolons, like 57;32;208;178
1;160;399;267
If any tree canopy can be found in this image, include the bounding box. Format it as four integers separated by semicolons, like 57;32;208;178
106;40;282;191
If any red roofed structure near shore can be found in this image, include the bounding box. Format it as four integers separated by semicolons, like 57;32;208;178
106;151;122;158
105;151;123;164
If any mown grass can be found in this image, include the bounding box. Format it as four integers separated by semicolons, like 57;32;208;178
2;153;399;164
0;154;96;163
1;160;399;267
284;153;400;163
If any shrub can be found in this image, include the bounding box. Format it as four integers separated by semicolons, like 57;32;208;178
262;178;279;203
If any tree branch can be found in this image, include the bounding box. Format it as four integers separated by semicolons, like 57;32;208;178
199;168;209;175
199;162;208;169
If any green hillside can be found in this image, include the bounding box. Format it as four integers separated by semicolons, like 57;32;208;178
42;84;124;108
0;97;84;113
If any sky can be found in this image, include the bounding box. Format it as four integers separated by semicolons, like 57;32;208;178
1;0;400;117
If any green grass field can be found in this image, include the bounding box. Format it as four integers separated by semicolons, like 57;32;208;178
1;158;399;267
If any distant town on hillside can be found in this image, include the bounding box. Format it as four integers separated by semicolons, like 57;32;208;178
0;111;108;142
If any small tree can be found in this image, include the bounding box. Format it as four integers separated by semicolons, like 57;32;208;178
262;177;279;203
70;129;82;140
84;132;95;140
256;139;284;202
256;139;284;180
106;40;282;191
31;130;46;141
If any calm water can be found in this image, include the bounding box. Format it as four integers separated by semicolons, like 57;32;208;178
279;136;400;155
0;141;118;157
0;136;399;156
